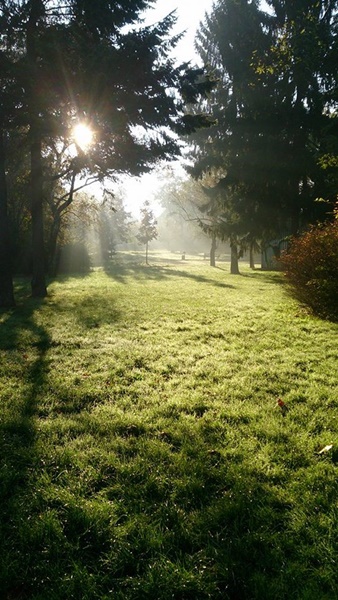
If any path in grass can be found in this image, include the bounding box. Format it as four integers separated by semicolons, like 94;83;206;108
1;257;337;599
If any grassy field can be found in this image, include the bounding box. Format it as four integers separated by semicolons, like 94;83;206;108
1;252;337;600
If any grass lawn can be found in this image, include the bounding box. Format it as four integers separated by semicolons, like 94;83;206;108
1;252;337;599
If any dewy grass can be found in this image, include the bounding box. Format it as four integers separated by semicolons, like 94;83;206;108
0;255;337;599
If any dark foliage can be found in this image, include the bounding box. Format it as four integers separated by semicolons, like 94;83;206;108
280;212;338;320
188;0;338;257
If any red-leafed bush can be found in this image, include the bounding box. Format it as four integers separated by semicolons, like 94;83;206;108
280;217;338;321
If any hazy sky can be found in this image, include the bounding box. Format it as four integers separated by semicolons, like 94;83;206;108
144;0;214;63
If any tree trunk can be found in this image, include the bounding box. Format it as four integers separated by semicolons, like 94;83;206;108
27;0;47;298
230;237;240;274
145;241;148;264
210;234;216;267
0;129;15;308
249;242;255;269
48;212;62;277
30;137;47;297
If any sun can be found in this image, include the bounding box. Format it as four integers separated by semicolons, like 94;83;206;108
73;123;94;151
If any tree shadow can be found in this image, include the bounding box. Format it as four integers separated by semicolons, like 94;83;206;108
45;280;123;330
103;262;236;289
0;284;332;598
0;296;51;599
240;270;286;285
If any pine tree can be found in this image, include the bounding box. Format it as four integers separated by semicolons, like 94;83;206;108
188;0;338;272
0;129;15;306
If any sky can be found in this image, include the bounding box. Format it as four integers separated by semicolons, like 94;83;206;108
119;0;215;216
143;0;214;64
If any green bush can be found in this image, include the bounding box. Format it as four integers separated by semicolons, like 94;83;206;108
280;218;338;321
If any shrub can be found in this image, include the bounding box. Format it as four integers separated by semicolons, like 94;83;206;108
280;218;338;321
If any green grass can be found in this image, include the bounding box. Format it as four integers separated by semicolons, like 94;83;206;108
1;252;337;599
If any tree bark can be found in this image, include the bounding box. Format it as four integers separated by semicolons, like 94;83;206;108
249;242;255;269
30;137;47;297
27;0;47;297
230;236;240;274
210;234;216;267
0;129;15;307
47;170;78;276
48;212;61;277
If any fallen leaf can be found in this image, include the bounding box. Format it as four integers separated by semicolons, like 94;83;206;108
318;444;333;455
276;398;289;415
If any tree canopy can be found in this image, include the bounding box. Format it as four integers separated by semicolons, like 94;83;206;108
187;0;338;272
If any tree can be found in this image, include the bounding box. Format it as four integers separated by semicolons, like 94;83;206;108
196;183;245;273
261;0;338;229
188;0;338;272
137;201;158;264
98;191;134;263
0;129;15;307
154;170;223;263
188;0;276;273
0;0;214;302
280;207;338;320
0;10;24;306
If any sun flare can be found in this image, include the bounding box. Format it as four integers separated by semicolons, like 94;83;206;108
73;123;94;151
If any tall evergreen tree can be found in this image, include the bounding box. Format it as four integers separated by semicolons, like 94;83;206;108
0;9;22;306
189;0;278;272
0;129;15;306
263;0;338;228
189;0;338;271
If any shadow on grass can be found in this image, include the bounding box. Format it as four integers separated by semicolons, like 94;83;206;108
103;261;236;289
102;252;285;290
0;284;334;599
240;270;285;285
46;279;123;331
0;294;51;599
